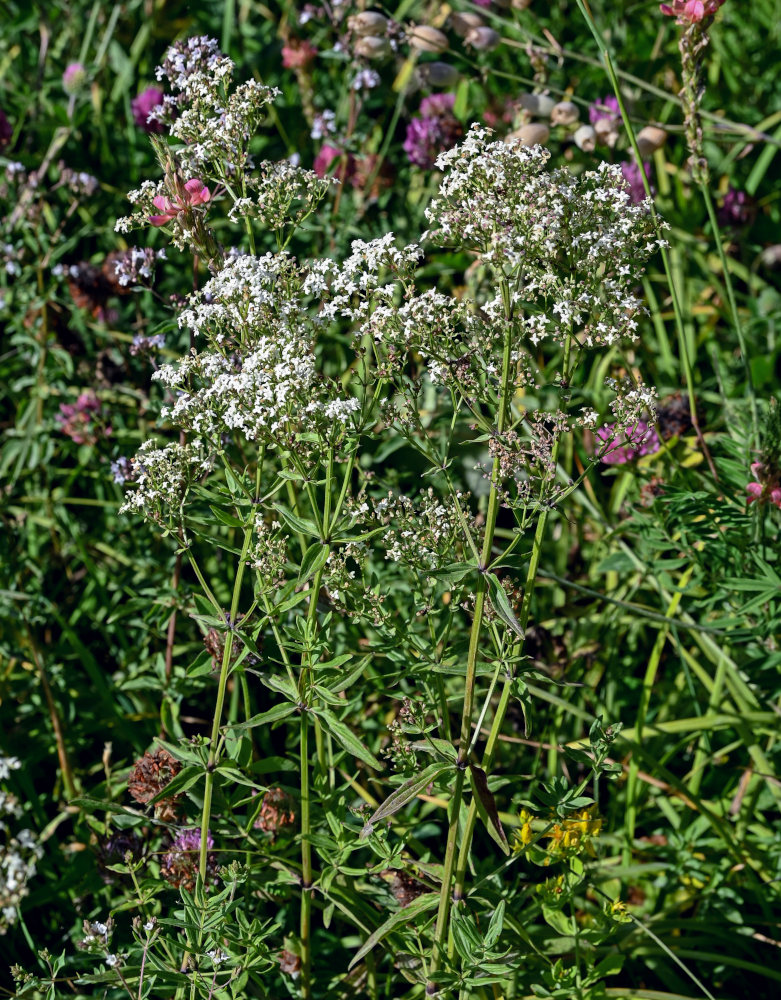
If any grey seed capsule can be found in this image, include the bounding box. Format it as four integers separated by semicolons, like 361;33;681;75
466;27;501;51
507;123;550;146
417;62;460;88
636;126;667;156
354;35;392;60
573;125;597;152
348;12;390;37
407;25;449;53
518;93;556;117
450;12;484;37
550;101;580;125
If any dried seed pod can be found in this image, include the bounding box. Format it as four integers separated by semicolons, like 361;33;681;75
518;92;556;117
636;125;667;156
573;124;597;151
507;122;550;146
450;11;484;37
417;61;460;88
354;35;391;59
594;118;619;148
466;26;501;51
348;11;389;36
550;101;580;125
407;25;449;53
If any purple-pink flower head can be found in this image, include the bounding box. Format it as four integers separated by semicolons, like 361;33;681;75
621;160;653;204
419;93;456;118
169;827;213;855
588;95;620;126
659;0;726;24
403;93;462;169
56;392;111;445
747;461;781;510
596;421;661;465
148;179;210;227
63;62;87;95
718;186;753;228
131;87;166;134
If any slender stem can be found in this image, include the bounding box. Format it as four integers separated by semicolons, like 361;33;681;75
700;183;759;447
300;709;312;1000
451;334;573;906
199;525;254;880
427;276;516;984
299;555;327;1000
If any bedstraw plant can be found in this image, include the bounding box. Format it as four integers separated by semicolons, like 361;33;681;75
14;33;666;1000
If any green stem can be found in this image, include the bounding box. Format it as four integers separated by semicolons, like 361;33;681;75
300;709;312;1000
451;333;573;906
199;524;254;880
427;277;516;983
700;183;759;447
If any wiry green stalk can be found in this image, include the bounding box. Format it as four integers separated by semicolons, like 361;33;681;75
199;525;254;880
427;277;516;986
451;333;573;915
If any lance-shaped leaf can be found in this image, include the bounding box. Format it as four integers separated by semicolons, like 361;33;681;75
486;572;524;637
360;762;452;838
469;764;509;855
231;702;298;731
311;706;382;770
348;892;439;969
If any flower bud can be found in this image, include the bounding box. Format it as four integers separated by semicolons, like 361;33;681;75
348;11;390;36
518;92;556;118
354;35;391;60
507;122;550;146
512;0;534;7
417;61;460;88
466;27;501;51
450;12;484;37
62;62;87;95
550;101;579;125
407;25;449;53
636;125;667;156
573;124;597;151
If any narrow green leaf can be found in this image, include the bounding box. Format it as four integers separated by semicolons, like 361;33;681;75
360;762;452;838
311;707;382;770
209;505;244;528
486;573;524;637
469;765;509;856
348;892;439;969
232;702;298;731
298;542;330;586
149;765;204;803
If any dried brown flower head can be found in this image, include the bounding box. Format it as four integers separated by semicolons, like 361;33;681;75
254;787;297;836
382;869;426;908
127;748;182;822
279;949;302;976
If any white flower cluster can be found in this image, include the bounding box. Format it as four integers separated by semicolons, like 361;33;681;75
426;126;664;348
1;757;43;934
229;160;332;233
118;440;212;527
370;489;467;572
249;515;287;587
113;246;166;287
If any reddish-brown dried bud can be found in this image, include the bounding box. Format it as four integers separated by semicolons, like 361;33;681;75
255;787;297;836
127;748;182;822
